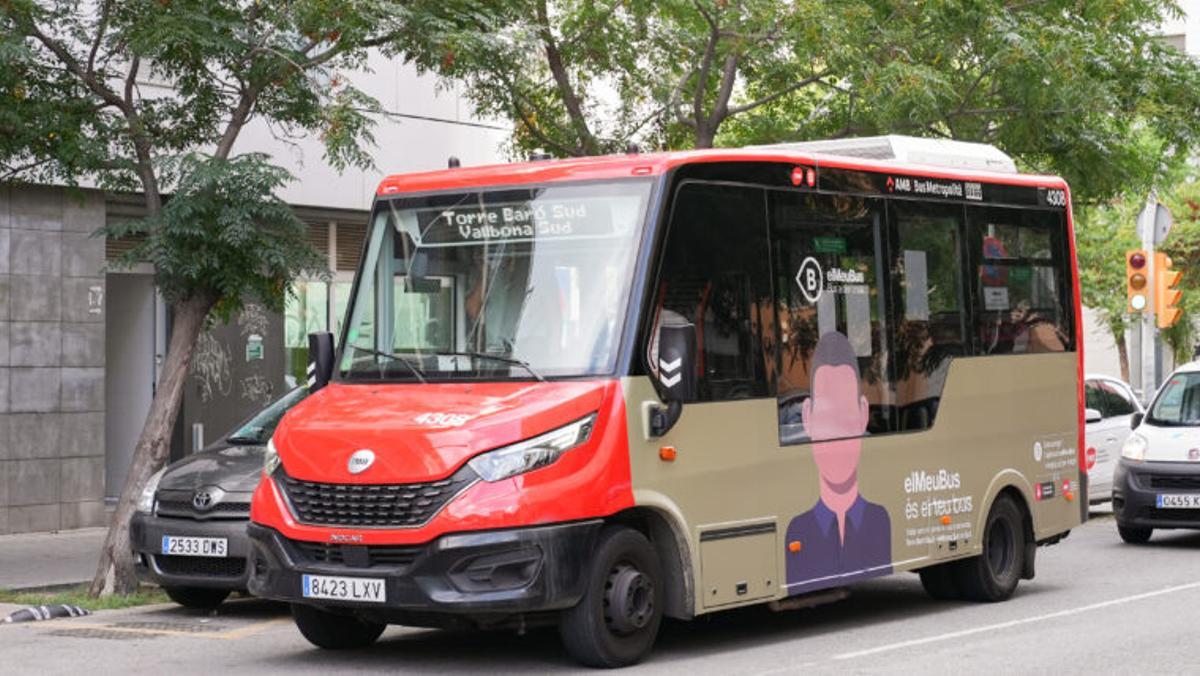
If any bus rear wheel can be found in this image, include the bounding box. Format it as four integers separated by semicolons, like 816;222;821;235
290;603;386;650
954;495;1025;602
559;526;663;668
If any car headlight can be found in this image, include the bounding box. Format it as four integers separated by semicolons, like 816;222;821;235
1122;433;1148;462
264;437;282;475
137;467;167;514
468;414;597;482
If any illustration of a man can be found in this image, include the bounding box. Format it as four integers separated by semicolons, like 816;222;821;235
785;331;892;593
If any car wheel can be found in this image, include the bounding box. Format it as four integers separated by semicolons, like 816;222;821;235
559;526;663;668
1118;524;1153;544
290;603;386;649
164;586;230;610
954;495;1025;602
918;563;960;600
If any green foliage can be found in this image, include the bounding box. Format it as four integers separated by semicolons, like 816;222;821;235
1160;182;1200;360
106;154;326;321
406;1;1200;205
1073;198;1141;349
0;0;411;309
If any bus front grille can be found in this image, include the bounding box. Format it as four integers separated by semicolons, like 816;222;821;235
275;466;476;528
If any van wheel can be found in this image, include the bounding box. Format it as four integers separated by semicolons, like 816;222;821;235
164;586;229;609
918;564;960;600
290;603;385;649
1118;524;1153;544
559;526;663;668
954;495;1025;602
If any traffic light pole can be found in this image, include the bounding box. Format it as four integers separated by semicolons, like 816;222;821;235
1135;201;1156;401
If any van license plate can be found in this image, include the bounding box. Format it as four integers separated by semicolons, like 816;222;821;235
302;575;386;603
1157;494;1200;509
161;535;228;557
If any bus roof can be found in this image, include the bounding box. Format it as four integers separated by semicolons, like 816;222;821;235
375;146;1069;197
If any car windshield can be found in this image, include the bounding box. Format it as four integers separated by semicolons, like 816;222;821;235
339;179;652;381
1147;373;1200;426
226;387;308;444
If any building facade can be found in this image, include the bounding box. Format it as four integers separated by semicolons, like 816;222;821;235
0;59;508;534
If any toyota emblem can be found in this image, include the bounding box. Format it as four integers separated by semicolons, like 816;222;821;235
192;490;214;511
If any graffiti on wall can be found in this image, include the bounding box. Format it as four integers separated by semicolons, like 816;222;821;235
192;331;233;403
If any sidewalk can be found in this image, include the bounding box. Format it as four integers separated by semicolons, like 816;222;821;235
0;528;107;590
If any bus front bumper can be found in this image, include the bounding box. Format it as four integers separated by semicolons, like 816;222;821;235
246;520;601;620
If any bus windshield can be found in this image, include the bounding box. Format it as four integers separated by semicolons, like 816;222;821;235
339;179;652;381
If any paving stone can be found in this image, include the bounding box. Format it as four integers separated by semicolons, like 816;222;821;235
7;503;60;533
61;367;104;412
61;457;104;502
9;185;63;232
9;367;60;412
9;229;62;276
9;459;60;506
9;321;61;367
8;413;60;459
62;322;103;367
10;275;60;322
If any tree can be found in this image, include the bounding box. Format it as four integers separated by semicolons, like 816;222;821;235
409;1;1200;205
0;0;410;595
1074;199;1141;381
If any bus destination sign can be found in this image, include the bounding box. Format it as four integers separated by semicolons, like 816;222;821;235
411;198;617;246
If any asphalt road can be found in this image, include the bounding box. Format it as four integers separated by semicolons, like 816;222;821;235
4;509;1200;674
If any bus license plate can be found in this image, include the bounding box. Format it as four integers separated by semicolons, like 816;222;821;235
1157;494;1200;509
161;535;228;557
302;574;386;603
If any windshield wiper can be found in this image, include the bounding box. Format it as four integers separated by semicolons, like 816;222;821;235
225;435;264;445
348;343;427;384
435;351;545;382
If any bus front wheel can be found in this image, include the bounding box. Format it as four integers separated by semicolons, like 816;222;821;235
559;525;664;668
954;495;1025;602
290;603;385;650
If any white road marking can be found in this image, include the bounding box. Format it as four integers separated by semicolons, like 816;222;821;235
834;580;1200;661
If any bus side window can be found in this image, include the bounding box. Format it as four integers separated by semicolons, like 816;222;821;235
889;201;966;432
967;207;1073;355
650;182;774;402
770;191;893;444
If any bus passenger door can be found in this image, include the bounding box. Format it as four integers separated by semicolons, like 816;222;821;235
640;181;784;609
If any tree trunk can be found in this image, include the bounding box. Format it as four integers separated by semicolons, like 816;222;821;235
1116;326;1130;384
89;295;214;596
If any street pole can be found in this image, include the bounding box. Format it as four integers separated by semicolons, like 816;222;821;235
1133;198;1175;403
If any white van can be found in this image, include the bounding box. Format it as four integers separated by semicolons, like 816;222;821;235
1112;361;1200;543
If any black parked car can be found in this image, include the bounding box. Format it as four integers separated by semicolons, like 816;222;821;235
130;387;307;608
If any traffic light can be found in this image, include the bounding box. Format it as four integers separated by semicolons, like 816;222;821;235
1127;249;1149;313
1154;251;1183;329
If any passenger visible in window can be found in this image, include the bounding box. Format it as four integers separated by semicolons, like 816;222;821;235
785;331;892;594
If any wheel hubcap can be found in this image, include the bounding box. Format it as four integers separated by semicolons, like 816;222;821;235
603;563;655;635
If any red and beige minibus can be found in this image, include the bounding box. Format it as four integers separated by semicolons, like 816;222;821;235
248;137;1085;667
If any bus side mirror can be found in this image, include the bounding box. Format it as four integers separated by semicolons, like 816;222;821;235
649;316;697;437
1131;412;1144;430
307;332;335;392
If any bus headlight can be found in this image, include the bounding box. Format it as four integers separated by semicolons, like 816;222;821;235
264;437;282;475
1122;433;1148;463
137;468;167;514
468;415;597;482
